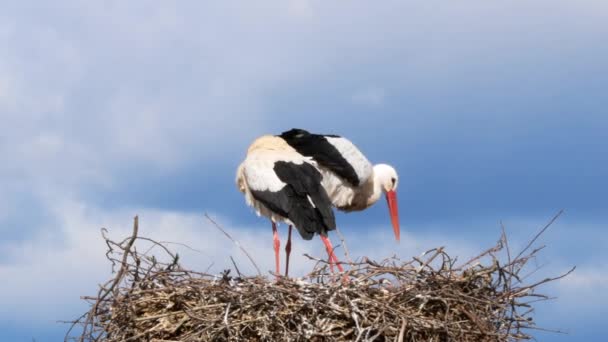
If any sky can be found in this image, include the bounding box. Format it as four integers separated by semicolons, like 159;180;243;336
1;0;606;340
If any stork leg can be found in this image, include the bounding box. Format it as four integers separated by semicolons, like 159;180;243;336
285;225;293;277
320;235;344;273
272;222;280;278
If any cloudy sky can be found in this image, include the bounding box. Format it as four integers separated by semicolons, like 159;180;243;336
1;0;606;340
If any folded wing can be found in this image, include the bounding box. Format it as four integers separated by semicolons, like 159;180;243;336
243;150;336;240
279;128;373;187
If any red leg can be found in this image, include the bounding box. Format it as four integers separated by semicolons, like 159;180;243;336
272;222;280;278
320;235;344;273
320;234;333;272
285;225;293;277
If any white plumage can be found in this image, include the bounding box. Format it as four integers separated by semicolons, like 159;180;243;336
324;136;373;182
236;134;344;277
237;137;314;226
278;128;401;241
319;136;374;209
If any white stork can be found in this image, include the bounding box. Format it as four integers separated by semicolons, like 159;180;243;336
236;135;344;277
279;128;401;241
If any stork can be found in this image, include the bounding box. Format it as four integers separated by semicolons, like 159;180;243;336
279;128;401;241
236;135;344;277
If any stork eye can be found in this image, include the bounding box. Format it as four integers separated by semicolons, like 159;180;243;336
391;177;396;186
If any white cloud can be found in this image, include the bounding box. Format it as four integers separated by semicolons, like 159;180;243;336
3;197;591;333
288;0;314;18
553;266;608;309
0;1;605;337
0;197;478;323
0;71;13;108
351;86;386;107
0;199;602;340
1;0;606;196
560;269;608;289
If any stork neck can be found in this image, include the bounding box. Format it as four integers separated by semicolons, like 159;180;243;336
365;169;384;207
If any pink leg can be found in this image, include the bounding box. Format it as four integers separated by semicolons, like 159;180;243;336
320;235;344;273
272;222;280;278
285;225;293;277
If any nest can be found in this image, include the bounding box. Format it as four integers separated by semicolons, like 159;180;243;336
68;213;572;341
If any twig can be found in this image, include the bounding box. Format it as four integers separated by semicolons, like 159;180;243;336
514;209;563;262
204;213;261;276
397;318;407;342
79;215;139;342
230;256;242;278
335;226;353;264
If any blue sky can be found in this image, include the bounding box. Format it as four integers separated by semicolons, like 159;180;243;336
1;0;606;340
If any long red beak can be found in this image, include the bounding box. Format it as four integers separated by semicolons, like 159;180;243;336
385;190;400;241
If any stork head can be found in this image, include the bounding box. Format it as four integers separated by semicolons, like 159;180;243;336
373;164;401;242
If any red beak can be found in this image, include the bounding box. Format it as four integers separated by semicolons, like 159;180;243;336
385;190;400;241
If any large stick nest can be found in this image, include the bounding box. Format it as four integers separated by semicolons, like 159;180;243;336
68;214;572;341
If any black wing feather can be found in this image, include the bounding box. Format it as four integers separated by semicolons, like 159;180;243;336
250;161;335;240
279;128;361;186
